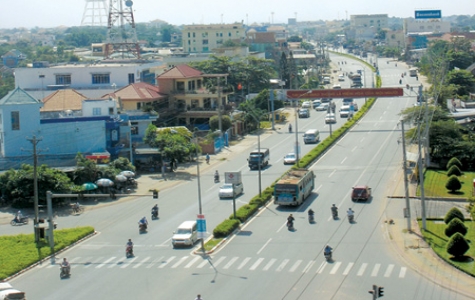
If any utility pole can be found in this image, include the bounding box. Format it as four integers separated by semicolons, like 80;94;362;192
401;120;411;231
217;76;222;135
25;135;44;243
417;121;427;230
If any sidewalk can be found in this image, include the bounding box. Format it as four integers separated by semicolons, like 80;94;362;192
386;166;475;297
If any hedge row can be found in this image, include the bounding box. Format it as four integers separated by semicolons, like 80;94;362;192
207;64;380;243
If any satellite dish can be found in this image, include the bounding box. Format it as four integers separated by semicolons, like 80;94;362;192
125;0;133;7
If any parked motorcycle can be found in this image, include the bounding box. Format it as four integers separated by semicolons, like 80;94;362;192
125;245;134;258
10;216;29;226
60;266;70;278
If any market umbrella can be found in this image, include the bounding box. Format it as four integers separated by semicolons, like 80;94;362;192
82;183;98;191
96;178;114;187
119;170;135;178
115;174;128;182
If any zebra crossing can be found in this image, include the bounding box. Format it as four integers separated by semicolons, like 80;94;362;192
38;255;408;279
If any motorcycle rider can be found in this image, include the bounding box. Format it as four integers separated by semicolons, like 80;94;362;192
287;214;295;228
139;216;148;230
214;170;220;182
126;239;134;255
151;204;159;218
308;208;315;216
15;210;23;222
205;153;210;164
324;245;333;256
347;208;355;221
288;124;292;133
331;204;338;216
61;258;70;274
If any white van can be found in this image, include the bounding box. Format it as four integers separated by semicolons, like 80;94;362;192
303;129;320;144
172;221;198;248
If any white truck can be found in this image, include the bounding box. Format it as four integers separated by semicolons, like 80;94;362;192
0;282;26;300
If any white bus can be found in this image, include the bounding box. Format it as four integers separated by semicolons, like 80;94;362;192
274;169;315;206
409;68;418;77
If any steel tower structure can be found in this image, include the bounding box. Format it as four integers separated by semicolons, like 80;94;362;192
105;0;140;59
81;0;108;27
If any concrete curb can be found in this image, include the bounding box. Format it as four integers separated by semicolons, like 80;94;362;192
3;230;98;281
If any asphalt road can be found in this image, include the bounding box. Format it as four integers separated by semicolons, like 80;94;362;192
8;54;473;300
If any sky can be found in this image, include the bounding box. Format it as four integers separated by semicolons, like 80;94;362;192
1;0;474;29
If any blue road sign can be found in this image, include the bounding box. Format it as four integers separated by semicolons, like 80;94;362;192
415;10;441;19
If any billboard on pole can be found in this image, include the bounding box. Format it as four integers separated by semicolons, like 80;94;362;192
415;10;441;19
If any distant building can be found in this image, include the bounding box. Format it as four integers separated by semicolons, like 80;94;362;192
182;23;246;53
1;49;26;68
349;14;388;41
404;18;450;34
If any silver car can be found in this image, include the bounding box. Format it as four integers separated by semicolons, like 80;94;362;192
219;183;244;198
283;153;297;165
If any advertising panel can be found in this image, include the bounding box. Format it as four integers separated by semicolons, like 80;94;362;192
415;10;442;19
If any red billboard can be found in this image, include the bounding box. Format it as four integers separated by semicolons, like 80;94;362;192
286;88;403;99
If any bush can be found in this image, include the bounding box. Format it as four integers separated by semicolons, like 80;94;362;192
446;157;462;171
444;218;468;237
213;219;240;238
232;204;259;222
444;207;465;224
446;232;470;257
447;165;462;177
445;175;462;192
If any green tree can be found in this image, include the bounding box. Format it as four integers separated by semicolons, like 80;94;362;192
209;115;232;132
143;125;199;165
446;157;463;170
445;218;468;237
446;232;470;258
444;206;465;224
109;157;135;172
288;36;303;42
280;52;290;89
447;165;462;177
445;175;462;193
74;153;102;184
445;69;475;97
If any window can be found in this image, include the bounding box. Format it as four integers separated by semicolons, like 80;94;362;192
188;32;190;38
131;122;139;135
202;39;208;45
11;111;20;130
191;99;199;108
55;74;71;85
177;82;185;91
109;107;114;115
202;32;208;37
92;108;102;116
188;81;195;90
216;40;223;44
228;32;232;37
203;47;209;52
92;74;110;84
192;32;195;38
128;73;135;84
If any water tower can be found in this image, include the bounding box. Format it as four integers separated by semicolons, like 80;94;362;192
105;0;140;59
81;0;108;26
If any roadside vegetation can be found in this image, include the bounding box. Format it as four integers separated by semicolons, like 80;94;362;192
0;226;94;280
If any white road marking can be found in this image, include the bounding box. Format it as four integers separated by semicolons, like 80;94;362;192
196;259;209;269
399;267;407;278
68;257;82;269
120;256;137;268
352;146;357;152
302;260;316;273
210;256;226;268
146;256;164;268
249;258;264;270
276;259;289;272
158;256;175;268
84;257;103;268
340;157;347;164
263;258;277;271
342;262;354;275
317;262;327;274
315;184;323;192
172;256;188;268
329;170;336;177
384;264;394;277
330;262;342;274
357;263;367;276
133;257;151;269
371;264;381;277
257;238;272;255
96;257;116;269
237;257;251;270
223;257;239;269
289;260;302;272
184;256;200;268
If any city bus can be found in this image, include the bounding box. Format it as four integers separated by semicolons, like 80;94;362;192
274;169;315;206
409;68;418;77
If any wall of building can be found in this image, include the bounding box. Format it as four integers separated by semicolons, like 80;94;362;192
182;23;246;53
404;19;450;34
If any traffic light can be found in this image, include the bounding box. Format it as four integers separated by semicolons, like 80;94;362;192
368;285;377;299
152;190;158;199
378;286;384;298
